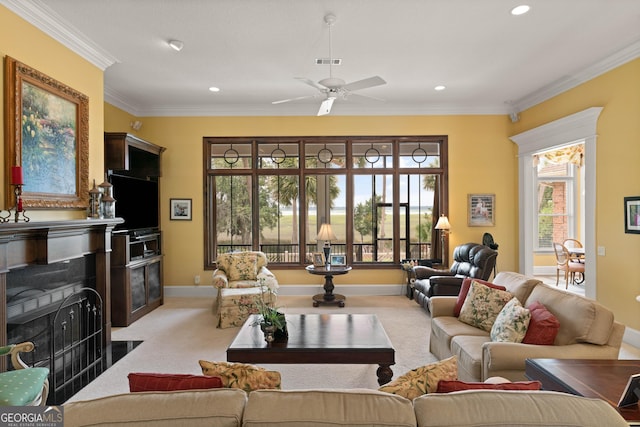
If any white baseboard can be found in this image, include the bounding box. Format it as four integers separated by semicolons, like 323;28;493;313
164;284;406;298
624;326;640;349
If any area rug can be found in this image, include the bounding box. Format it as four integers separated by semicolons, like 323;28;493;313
66;294;436;403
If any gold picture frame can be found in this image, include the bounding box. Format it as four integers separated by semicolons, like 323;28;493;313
312;252;325;267
468;194;495;227
4;56;89;209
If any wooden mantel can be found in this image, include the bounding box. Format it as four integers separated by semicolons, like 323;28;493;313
0;218;122;351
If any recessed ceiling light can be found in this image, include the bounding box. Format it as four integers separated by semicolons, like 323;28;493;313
209;87;220;92
434;85;446;91
511;5;530;16
168;40;184;51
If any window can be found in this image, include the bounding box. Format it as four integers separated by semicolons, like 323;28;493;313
534;144;583;250
204;136;448;269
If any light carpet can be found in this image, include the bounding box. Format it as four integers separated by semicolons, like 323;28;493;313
66;295;436;403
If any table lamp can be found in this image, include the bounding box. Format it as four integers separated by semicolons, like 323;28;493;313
317;223;337;267
434;215;451;266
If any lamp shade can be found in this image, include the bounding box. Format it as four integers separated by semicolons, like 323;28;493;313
317;223;337;241
434;215;451;231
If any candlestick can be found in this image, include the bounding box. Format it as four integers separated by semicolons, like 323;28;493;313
11;166;23;185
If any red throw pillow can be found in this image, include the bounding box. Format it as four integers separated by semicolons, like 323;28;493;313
436;379;542;393
454;278;507;317
522;301;560;345
128;373;223;392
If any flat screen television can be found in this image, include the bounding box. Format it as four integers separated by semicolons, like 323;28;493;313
109;173;159;233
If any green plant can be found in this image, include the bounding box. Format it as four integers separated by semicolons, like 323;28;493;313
255;275;285;330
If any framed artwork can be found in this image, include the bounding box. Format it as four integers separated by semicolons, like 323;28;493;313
468;194;495;227
170;198;192;220
624;196;640;234
312;252;325;267
4;56;89;209
329;254;346;266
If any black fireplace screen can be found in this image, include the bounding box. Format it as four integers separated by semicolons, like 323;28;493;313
6;256;103;404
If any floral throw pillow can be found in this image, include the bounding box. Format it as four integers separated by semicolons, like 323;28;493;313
199;360;281;392
458;281;514;332
378;356;457;400
490;297;531;342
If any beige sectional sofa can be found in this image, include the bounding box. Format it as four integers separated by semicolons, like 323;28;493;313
429;271;625;382
63;387;628;426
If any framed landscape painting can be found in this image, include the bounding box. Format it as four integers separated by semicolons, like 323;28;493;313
4;56;89;209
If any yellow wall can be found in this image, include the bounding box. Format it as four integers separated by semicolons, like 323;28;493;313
118;115;516;288
0;6;105;219
513;58;640;329
4;5;639;330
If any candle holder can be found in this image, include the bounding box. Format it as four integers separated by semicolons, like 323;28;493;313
8;184;29;223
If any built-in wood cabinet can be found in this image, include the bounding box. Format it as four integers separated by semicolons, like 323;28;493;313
110;232;163;327
105;132;164;326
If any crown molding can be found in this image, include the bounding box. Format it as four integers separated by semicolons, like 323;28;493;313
1;0;118;70
512;39;640;112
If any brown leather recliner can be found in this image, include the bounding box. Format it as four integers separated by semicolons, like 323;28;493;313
413;242;498;311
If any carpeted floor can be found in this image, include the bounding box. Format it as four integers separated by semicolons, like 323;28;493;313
66;295;435;403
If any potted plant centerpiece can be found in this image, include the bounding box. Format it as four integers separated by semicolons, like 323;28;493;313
255;273;286;342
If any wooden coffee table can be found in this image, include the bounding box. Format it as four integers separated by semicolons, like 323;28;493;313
227;313;395;385
526;358;640;423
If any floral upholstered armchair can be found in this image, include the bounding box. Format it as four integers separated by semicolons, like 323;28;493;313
212;251;278;328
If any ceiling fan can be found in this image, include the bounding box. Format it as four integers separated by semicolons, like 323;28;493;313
272;14;386;116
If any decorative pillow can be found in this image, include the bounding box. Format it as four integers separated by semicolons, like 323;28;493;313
522;301;561;345
436;379;542;393
454;278;507;317
378;356;457;400
199;360;281;392
490;297;531;342
458;281;514;332
128;373;223;392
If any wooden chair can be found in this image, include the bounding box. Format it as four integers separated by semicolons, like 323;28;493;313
0;342;49;406
563;238;584;262
553;242;585;289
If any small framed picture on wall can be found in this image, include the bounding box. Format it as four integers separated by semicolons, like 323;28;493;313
624;196;640;234
468;194;495;227
170;198;192;221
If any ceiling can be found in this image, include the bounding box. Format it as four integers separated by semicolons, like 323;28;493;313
4;0;640;117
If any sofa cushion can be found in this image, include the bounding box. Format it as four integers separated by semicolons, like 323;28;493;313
128;373;223;392
413;390;629;427
378;356;458;399
243;389;416;427
64;388;247;427
493;271;541;303
199;360;281;392
436;379;542;393
454;277;506;317
450;335;490;381
490;297;531;343
524;284;614;346
458;281;514;332
523;301;561;345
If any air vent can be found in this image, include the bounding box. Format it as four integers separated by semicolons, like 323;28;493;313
315;58;342;65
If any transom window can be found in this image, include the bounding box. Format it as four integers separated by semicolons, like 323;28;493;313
204;136;448;269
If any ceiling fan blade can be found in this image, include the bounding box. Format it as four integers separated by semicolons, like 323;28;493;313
342;76;386;92
317;97;335;116
295;77;326;91
272;94;317;105
347;92;386;103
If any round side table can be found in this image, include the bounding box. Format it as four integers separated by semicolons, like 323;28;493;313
305;265;351;307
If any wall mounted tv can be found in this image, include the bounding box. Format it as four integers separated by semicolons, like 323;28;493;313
109;173;159;233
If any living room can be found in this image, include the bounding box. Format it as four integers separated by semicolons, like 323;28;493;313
1;1;640;422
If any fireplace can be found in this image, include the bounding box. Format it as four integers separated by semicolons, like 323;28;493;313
0;219;120;404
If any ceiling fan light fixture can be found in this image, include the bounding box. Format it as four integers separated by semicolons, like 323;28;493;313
168;40;184;51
